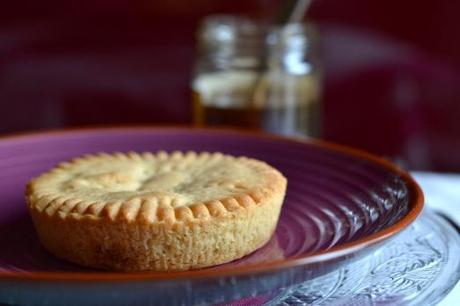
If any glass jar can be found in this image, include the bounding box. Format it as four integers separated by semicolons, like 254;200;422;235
192;15;322;138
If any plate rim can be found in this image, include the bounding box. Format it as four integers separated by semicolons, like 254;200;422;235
0;126;424;282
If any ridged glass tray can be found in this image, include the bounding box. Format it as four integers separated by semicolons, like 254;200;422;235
263;210;460;306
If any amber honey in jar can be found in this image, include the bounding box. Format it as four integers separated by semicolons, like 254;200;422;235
192;15;321;137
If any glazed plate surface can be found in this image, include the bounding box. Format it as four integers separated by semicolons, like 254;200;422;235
0;127;423;306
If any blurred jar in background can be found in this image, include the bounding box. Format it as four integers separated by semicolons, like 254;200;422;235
192;15;322;138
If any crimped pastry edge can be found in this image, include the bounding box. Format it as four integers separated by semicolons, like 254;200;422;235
26;151;286;226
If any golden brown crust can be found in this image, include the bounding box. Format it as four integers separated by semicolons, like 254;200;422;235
26;151;287;271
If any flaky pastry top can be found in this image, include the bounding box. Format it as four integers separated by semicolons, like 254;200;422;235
26;151;287;224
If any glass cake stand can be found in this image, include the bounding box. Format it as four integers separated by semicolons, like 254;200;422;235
262;210;460;306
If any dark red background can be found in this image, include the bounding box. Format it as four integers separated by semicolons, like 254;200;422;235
1;0;459;171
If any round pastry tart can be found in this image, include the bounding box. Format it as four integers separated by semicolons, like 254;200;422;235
26;151;287;271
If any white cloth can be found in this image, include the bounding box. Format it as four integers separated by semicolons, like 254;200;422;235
411;172;460;306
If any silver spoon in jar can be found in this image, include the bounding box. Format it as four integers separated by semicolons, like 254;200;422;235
252;0;313;106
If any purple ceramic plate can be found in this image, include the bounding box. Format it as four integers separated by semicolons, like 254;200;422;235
0;127;423;306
